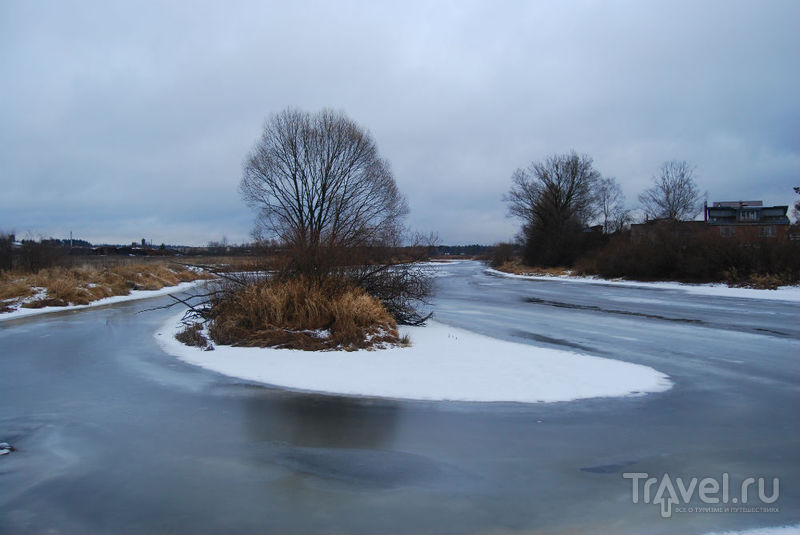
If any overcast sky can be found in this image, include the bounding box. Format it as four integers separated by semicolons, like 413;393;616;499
1;1;798;245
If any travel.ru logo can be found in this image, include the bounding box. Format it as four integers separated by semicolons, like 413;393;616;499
623;472;780;518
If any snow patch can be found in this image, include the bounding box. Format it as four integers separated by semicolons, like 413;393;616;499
486;268;800;302
155;312;672;403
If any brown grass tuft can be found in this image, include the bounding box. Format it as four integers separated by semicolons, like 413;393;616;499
728;272;785;290
0;277;35;301
176;323;212;348
207;277;401;351
494;260;572;277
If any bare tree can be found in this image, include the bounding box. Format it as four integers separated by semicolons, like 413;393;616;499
638;160;702;221
793;186;800;222
237;108;431;324
595;177;630;233
506;151;600;227
241;108;408;276
504;151;600;266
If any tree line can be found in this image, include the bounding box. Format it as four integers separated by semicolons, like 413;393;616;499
501;152;799;286
503;152;704;267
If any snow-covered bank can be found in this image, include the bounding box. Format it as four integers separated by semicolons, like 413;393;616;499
486;268;800;302
705;524;800;535
155;312;672;403
0;280;209;323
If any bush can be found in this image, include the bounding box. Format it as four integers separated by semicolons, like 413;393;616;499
176;323;212;348
16;241;65;272
576;229;800;286
489;242;515;268
0;234;12;272
205;276;402;351
272;244;433;326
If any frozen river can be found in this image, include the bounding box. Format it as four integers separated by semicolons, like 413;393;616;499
1;260;798;534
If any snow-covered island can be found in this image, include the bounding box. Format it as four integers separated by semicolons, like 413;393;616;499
155;311;672;403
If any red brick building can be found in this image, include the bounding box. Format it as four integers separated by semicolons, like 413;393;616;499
630;201;791;243
705;201;790;241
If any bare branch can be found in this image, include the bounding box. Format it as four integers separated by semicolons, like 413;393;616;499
638;160;702;221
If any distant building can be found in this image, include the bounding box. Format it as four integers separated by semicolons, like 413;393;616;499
630;200;791;243
705;201;790;240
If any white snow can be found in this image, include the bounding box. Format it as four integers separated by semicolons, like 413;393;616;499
485;268;800;302
705;525;800;535
155;312;672;403
0;280;210;323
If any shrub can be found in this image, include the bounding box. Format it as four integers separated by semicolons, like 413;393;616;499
0;234;11;272
489;242;515;268
16;241;65;272
0;276;35;301
205;277;401;351
176;323;212;348
576;229;800;285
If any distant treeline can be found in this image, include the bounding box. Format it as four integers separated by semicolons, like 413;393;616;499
490;227;800;288
0;233;493;273
435;244;492;256
496;151;800;288
1;235;71;272
0;234;264;272
575;226;800;287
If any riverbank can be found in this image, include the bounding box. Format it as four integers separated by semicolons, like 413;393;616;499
0;279;211;322
156;311;672;403
486;267;800;302
0;264;213;322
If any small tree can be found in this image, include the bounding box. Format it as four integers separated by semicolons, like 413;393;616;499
595;177;630;233
793;186;800;222
638;160;702;221
505;151;600;266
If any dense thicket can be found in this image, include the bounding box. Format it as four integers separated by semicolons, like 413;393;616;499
576;228;800;287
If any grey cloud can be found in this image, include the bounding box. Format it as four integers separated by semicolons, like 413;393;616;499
1;0;798;245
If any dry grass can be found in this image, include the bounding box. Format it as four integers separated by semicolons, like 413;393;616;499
494;260;572;277
50;255;279;274
0;277;35;301
0;263;213;309
176;323;213;348
207;277;401;351
186;256;280;273
727;272;786;290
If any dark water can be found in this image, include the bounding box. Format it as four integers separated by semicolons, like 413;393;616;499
1;261;798;534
